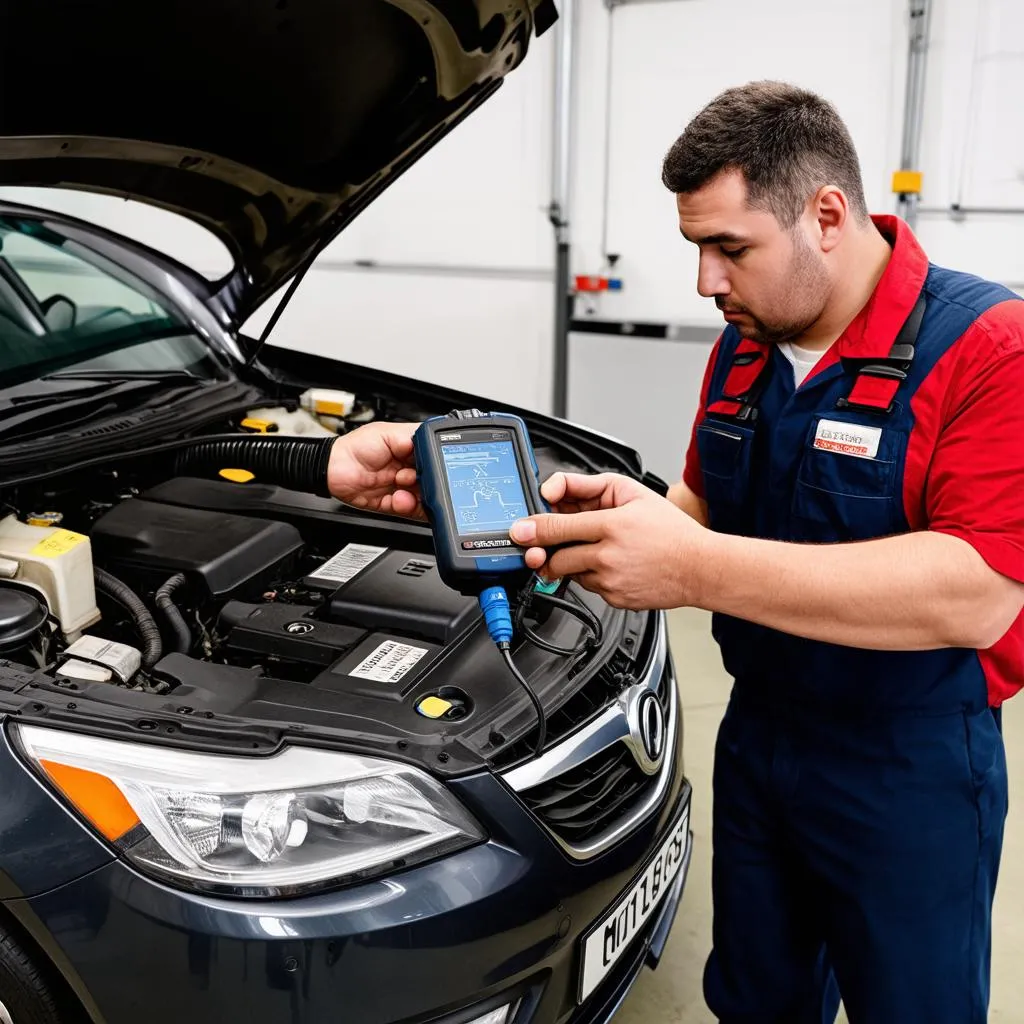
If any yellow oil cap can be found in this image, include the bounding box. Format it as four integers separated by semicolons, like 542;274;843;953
416;696;454;720
219;469;255;484
240;417;277;433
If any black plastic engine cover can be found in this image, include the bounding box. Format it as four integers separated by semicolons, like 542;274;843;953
218;601;367;667
90;498;302;598
321;550;479;645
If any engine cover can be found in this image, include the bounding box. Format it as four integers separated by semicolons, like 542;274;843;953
90;499;302;598
317;549;478;645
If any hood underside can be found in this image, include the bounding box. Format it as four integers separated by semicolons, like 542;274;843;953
0;0;555;322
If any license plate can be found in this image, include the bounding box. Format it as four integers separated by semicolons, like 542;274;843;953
578;802;690;1003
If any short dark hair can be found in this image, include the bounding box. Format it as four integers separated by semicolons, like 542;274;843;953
661;81;869;227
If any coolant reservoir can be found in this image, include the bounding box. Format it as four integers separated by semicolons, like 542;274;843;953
0;516;100;636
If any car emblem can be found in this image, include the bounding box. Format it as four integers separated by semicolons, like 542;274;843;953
622;685;666;776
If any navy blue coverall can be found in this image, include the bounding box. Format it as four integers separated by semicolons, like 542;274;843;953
682;216;1022;1023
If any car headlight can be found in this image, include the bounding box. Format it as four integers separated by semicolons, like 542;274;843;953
12;724;484;897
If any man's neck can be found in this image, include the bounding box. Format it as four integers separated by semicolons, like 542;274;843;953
793;222;894;352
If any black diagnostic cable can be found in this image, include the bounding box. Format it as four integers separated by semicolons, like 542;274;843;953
483;576;602;761
513;576;602;657
499;646;548;760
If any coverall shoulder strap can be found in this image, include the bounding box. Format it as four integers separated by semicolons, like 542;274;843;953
837;291;927;415
706;338;773;423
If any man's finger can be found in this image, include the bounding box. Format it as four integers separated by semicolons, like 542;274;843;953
510;510;608;548
524;546;548;571
541;472;614;507
547;543;602;579
387;489;426;520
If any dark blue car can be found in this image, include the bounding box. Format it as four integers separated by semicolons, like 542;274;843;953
0;1;691;1021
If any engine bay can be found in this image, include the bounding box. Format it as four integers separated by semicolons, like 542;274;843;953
0;392;647;776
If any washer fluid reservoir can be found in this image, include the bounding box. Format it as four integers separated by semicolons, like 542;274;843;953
0;516;100;637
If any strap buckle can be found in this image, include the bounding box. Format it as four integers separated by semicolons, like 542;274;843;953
837;363;909;414
836;294;925;416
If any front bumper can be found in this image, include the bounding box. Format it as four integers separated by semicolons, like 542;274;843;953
4;768;690;1024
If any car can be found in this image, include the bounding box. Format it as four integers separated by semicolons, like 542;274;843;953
0;2;692;1023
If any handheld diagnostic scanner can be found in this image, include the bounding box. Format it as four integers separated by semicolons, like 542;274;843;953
413;409;547;598
413;409;598;759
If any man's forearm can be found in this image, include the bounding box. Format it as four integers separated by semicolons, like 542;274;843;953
667;480;708;525
690;529;1024;651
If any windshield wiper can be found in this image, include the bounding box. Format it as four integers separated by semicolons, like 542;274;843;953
0;377;209;442
39;368;204;383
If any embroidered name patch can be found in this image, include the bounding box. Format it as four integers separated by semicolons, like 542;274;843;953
813;419;881;460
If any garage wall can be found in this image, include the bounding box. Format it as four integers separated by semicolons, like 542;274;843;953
913;0;1024;289
570;0;1024;320
570;0;905;327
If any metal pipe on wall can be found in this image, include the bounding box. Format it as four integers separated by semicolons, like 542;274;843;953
896;0;933;229
918;205;1024;219
550;0;577;419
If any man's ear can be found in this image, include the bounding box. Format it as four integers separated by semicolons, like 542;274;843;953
811;186;848;253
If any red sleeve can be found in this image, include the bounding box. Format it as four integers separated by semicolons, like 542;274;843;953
924;302;1024;582
682;337;722;499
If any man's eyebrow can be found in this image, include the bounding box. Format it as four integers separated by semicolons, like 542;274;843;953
679;228;749;246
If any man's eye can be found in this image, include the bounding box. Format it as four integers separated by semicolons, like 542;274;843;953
722;247;748;259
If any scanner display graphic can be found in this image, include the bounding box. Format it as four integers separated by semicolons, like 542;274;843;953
441;440;530;535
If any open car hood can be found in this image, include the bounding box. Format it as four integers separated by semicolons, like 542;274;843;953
0;0;556;327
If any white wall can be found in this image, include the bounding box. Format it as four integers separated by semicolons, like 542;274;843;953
913;0;1024;288
570;0;905;327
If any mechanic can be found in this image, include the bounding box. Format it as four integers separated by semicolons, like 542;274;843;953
504;81;1024;1024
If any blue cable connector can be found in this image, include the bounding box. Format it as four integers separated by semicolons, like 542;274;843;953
479;585;514;647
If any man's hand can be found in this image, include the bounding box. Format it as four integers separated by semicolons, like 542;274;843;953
326;422;424;518
509;472;710;609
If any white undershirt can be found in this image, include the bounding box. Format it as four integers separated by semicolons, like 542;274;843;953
777;340;824;386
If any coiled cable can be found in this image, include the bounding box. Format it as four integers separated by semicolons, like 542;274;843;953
513;579;602;657
154;574;192;655
93;568;163;668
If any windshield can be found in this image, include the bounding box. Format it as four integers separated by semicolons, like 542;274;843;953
0;215;225;384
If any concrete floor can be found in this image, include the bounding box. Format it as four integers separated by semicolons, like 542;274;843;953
616;608;1024;1023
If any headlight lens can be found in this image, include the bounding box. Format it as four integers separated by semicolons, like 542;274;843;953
13;724;484;897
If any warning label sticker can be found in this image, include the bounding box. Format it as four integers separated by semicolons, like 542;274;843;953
813;420;881;460
348;641;429;684
30;529;87;559
308;543;386;585
63;635;141;683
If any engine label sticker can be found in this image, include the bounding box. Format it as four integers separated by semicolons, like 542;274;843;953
349;641;428;684
308;543;387;584
30;529;88;559
63;635;141;683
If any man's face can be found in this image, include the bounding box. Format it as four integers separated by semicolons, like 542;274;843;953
676;169;831;345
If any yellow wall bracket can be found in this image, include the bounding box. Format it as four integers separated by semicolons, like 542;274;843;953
892;170;923;195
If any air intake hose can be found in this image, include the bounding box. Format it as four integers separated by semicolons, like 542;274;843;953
173;436;336;497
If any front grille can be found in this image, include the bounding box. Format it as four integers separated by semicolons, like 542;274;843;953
512;625;675;853
520;743;656;844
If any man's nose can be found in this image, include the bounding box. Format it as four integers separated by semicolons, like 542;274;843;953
697;255;729;299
